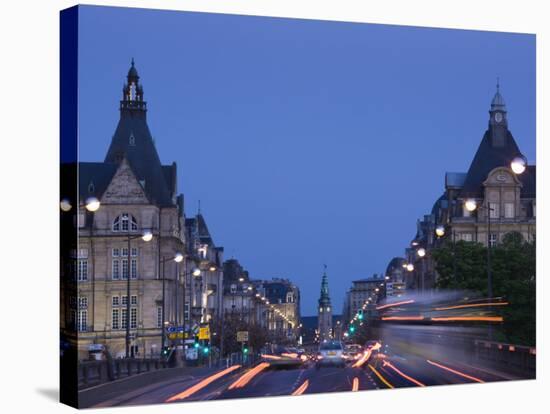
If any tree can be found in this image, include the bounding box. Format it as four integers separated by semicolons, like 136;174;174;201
431;233;535;346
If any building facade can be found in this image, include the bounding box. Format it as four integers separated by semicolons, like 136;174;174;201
74;61;187;359
404;83;536;291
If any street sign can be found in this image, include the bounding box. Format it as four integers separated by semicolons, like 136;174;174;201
192;323;200;335
167;332;189;340
237;331;249;342
198;326;210;340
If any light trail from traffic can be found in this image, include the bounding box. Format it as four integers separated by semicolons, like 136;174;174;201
165;365;241;402
376;300;415;310
228;362;270;390
291;380;309;396
426;360;484;383
431;316;503;322
352;377;359;391
434;302;508;311
368;364;394;389
381;316;425;321
382;361;426;387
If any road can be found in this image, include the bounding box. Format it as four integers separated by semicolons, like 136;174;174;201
95;341;517;407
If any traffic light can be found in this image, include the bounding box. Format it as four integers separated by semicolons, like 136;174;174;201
194;341;199;349
350;325;356;333
243;344;249;354
161;346;170;357
203;346;210;355
358;310;363;320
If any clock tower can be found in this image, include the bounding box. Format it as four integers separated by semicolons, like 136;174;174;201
488;79;508;148
317;266;333;342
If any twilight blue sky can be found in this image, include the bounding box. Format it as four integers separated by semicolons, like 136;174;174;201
77;6;535;316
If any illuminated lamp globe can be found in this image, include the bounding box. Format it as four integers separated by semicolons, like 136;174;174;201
511;156;527;174
406;263;415;272
192;268;201;277
141;230;153;242
465;199;477;212
85;197;100;212
60;198;72;212
417;248;426;258
435;225;445;237
174;252;184;263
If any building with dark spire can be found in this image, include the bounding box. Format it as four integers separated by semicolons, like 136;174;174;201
403;82;535;292
317;267;333;342
74;60;191;359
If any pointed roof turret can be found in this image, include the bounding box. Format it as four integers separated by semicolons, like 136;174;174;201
104;60;173;206
319;265;331;307
490;78;506;112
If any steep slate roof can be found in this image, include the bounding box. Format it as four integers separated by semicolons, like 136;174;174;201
459;129;523;198
78;162;118;201
104;61;173;206
520;165;536;198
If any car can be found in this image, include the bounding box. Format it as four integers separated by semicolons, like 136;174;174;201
316;340;345;369
261;345;304;368
344;344;363;362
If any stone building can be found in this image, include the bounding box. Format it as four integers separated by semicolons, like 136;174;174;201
317;268;332;342
74;61;187;359
222;258;257;323
405;83;536;290
343;275;385;324
185;212;224;325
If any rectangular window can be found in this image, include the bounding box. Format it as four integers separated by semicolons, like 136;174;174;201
131;295;137;305
157;306;163;328
78;310;87;332
131;259;138;279
78;213;86;228
489;203;499;219
462;205;472;217
112;308;120;330
77;260;88;281
122;248;128;257
130;308;137;329
122;259;129;280
112;248;120;257
121;308;128;329
131;247;138;257
112;260;120;280
461;233;473;242
122;295;128;306
489;233;498;247
504;203;515;219
112;296;119;307
78;297;88;308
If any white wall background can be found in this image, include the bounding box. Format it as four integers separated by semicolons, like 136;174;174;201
0;1;547;413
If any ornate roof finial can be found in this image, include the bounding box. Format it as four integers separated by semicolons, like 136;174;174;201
496;76;500;92
131;57;135;67
198;199;201;214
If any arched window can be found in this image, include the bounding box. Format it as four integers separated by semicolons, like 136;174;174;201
113;213;138;232
286;292;294;303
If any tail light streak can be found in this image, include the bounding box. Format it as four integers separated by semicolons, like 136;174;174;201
228;362;270;390
165;365;241;402
382;361;425;387
292;380;309;396
426;360;484;383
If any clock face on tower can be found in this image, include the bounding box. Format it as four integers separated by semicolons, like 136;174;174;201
495;112;503;123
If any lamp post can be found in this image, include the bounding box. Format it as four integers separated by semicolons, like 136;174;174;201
160;252;184;352
125;229;153;359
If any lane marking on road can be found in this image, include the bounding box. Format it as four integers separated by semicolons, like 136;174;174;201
382;361;425;387
228;362;270;390
368;364;394;389
352;377;359;392
426;360;484;383
165;365;241;402
291;379;309;396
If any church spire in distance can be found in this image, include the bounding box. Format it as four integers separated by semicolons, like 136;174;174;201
319;264;331;307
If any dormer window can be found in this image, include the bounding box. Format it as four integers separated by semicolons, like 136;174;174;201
113;213;138;232
286;292;294;303
129;134;135;146
88;182;95;194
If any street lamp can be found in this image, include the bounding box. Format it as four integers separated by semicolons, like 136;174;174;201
60;198;72;212
417;248;426;258
84;197;101;212
160;252;184;352
406;263;414;272
435;225;445;238
510;155;527;175
125;229;153;358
